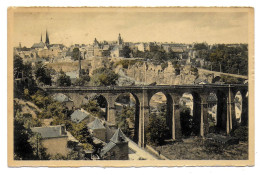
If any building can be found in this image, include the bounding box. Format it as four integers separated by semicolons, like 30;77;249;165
88;118;106;142
31;125;70;157
100;128;129;160
52;93;74;110
71;109;91;123
110;45;124;58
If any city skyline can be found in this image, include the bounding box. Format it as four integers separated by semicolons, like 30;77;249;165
13;8;249;47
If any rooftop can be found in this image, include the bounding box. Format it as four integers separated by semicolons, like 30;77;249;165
31;125;67;139
71;109;90;123
53;93;72;103
88;118;105;130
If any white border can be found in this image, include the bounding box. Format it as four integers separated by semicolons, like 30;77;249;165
1;0;259;174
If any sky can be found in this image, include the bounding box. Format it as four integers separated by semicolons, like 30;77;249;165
12;8;249;47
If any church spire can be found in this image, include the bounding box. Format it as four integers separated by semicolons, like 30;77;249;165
45;29;50;45
118;33;123;45
40;33;42;42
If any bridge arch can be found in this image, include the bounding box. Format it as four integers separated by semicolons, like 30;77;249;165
112;92;140;143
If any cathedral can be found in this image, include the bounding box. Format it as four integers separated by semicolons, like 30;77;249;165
31;30;50;49
31;30;65;59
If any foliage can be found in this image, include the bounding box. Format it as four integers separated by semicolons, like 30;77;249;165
180;107;198;137
232;126;248;141
208;44;248;75
161;62;168;70
190;66;198;76
14;118;37;160
14;55;37;98
193;43;208;50
34;62;52;86
122;46;131;58
74;74;90;86
81;99;106;119
14;111;48;160
90;67;119;86
68;121;93;150
115;60;137;69
180;108;193;136
203;140;225;154
41;101;68;120
115;106;134;137
146;113;170;146
220;75;243;84
72;47;82;61
31;90;52;109
20;113;42;128
57;71;71;86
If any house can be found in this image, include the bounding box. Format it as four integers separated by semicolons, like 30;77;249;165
88;118;106;142
71;109;91;123
31;125;69;157
65;71;79;84
110;45;123;58
194;78;209;85
53;93;74;110
100;128;129;160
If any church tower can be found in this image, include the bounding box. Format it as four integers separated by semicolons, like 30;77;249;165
118;33;123;45
45;30;50;46
40;33;42;42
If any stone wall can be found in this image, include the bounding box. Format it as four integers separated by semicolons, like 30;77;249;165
123;62;214;85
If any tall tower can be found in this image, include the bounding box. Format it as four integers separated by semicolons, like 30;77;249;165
45;30;50;46
118;33;123;45
40;33;42;42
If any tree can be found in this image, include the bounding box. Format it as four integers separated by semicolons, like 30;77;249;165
152;51;167;65
14;55;37;98
122;46;131;58
146;113;169;146
115;106;134;137
14;119;36;160
14;112;48;160
193;42;208;50
34;62;52;85
57;71;71;86
90;67;119;86
74;74;90;86
69;121;93;150
180;107;193;137
81;99;106;119
72;47;82;61
31;90;52;109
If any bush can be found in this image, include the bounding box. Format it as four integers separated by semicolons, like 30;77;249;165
203;139;225;154
232;126;248;141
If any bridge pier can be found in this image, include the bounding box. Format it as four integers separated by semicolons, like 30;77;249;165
200;93;209;137
226;88;236;135
102;93;117;125
135;90;150;148
241;90;248;126
168;93;182;140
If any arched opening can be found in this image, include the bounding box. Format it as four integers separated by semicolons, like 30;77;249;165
241;90;248;126
235;91;242;125
113;93;138;141
179;92;199;137
207;92;218;133
216;90;228;134
147;92;170;145
81;94;108;121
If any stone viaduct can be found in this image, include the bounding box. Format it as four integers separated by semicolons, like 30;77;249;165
43;84;248;147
